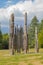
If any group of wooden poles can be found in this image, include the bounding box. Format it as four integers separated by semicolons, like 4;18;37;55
9;12;39;55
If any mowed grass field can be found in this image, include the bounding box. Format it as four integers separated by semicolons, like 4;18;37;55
0;49;43;65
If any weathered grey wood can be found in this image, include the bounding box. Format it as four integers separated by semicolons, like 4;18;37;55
9;13;14;55
27;34;29;53
20;26;23;51
35;26;39;53
17;26;20;53
9;33;11;49
23;12;28;53
14;26;17;52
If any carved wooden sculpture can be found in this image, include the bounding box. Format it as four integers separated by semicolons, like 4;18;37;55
9;13;14;55
23;12;28;53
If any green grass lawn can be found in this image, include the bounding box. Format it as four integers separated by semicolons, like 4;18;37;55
0;49;43;65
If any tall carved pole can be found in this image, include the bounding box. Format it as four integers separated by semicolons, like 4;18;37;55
17;26;20;53
15;26;17;52
23;12;28;53
35;26;39;53
20;26;23;51
9;13;14;55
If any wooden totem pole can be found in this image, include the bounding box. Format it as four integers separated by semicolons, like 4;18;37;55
23;12;28;53
17;26;20;53
9;13;14;55
35;26;39;53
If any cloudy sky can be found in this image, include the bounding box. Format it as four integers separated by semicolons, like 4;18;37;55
0;0;43;33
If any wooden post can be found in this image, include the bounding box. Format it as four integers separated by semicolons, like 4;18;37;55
17;26;20;53
14;26;17;52
20;26;23;51
35;26;39;53
9;13;14;55
23;12;28;53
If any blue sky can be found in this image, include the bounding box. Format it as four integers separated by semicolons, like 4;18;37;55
0;0;26;33
0;0;43;34
0;0;18;8
0;0;26;8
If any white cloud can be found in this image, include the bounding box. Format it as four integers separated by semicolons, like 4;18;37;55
0;8;9;22
0;0;43;26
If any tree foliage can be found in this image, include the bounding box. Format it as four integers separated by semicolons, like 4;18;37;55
38;19;43;48
0;24;3;49
2;34;9;49
38;30;43;48
28;16;39;48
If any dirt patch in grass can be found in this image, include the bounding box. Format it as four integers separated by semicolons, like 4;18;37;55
32;60;43;65
40;60;43;64
19;61;27;65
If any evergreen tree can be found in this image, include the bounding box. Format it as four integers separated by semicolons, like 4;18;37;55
28;16;39;53
38;19;43;48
